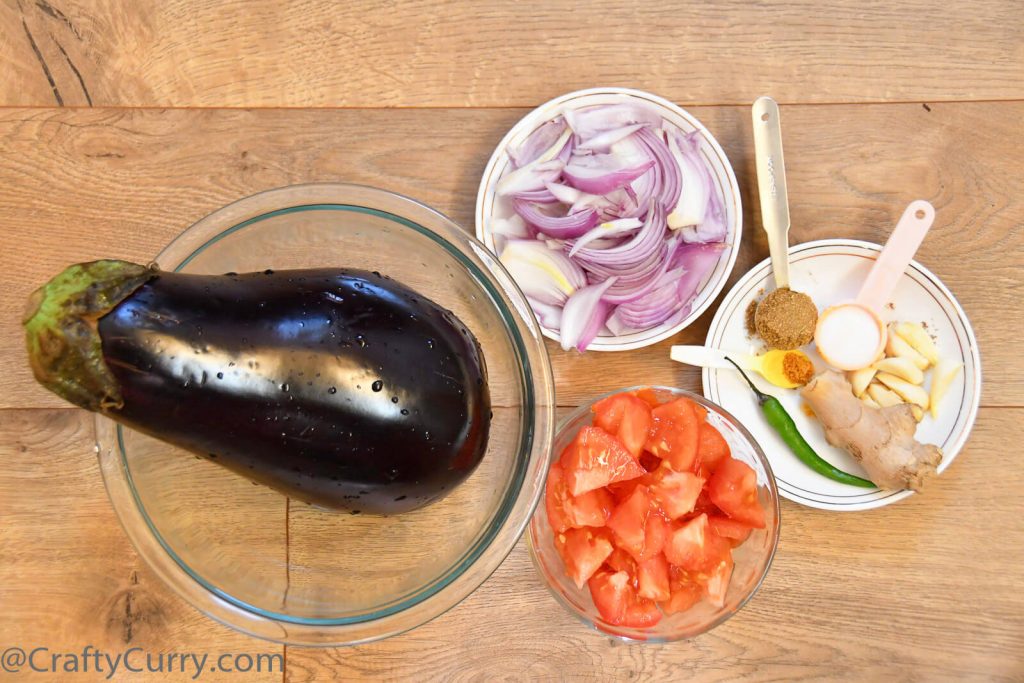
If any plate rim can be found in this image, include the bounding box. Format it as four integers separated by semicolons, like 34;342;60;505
702;237;982;511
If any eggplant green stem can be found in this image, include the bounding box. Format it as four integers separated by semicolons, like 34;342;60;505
23;260;156;411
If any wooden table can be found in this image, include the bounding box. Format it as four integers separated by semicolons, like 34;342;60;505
2;2;1022;680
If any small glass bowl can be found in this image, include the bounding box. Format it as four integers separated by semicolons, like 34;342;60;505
95;183;555;645
528;386;780;642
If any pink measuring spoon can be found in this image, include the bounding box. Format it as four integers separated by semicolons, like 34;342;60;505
814;200;935;371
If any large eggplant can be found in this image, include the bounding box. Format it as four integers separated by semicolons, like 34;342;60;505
24;260;491;514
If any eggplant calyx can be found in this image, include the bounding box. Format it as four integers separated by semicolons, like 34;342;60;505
24;260;157;411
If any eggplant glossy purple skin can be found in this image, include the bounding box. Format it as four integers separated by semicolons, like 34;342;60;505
98;268;490;514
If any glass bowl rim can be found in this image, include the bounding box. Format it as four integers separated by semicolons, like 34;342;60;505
527;384;781;643
96;182;556;645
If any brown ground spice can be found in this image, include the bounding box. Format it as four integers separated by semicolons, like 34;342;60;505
745;298;759;337
782;351;815;385
754;287;818;349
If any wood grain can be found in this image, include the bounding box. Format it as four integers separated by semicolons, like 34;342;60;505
0;409;284;682
285;407;1024;681
1;0;1022;108
3;407;1021;681
1;102;1021;409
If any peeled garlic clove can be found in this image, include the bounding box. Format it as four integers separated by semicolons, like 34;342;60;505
930;358;963;418
867;382;904;408
885;325;930;370
847;367;877;397
910;404;925;422
860;393;881;409
895;322;940;366
876;372;930;410
872;356;924;385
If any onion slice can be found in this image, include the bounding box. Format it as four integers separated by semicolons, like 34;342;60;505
560;277;618;352
513;199;600;238
567;218;644;257
499;239;586;306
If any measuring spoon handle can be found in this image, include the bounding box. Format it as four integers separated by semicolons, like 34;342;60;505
752;96;791;289
855;200;935;313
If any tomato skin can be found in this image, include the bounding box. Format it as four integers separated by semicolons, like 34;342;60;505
556;527;614;589
593;393;653;457
648;467;704;520
637;553;671;601
564;426;646;497
645;398;700;472
707;458;766;528
695;421;731;476
545;462;615;533
708;515;753;546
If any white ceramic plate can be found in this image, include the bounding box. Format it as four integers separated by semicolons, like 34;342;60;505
703;239;981;511
475;87;742;351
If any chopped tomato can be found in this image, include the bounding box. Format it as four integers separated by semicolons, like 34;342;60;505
707;458;766;528
621;596;662;628
606;485;649;560
708;515;753;546
664;513;708;570
588;569;631;624
648;467;704;520
545;462;615;533
605;547;637;577
638;451;662;472
696;421;731;476
660;566;705;615
556;527;614;589
692;404;709;422
636;553;671;601
644;398;699;472
693;488;720;517
606;471;652;503
664;513;733;573
564;426;646;496
631;388;662;408
592;393;652;456
606;485;667;562
703;550;734;607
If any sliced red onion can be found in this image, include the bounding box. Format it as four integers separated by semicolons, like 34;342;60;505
572;202;666;268
600;238;681;304
679;177;727;243
497;159;564;197
563;155;655;195
492;102;730;351
635;127;682;212
666;129;710;229
490;214;531;239
511;187;559;203
499;239;586;306
606;267;687;332
564;103;662;140
528;297;564;331
510;118;569;168
560;277;618;352
578;123;649;151
671;243;728;304
567;217;644;257
513;199;600;238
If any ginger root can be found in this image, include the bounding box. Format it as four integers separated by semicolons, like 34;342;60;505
801;371;942;491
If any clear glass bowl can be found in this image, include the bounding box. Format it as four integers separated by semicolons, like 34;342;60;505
95;183;555;645
528;386;780;642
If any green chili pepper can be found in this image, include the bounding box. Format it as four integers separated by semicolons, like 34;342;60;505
726;357;876;488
